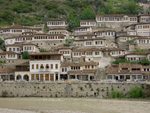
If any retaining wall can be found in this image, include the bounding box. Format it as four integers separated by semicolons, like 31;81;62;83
0;82;149;98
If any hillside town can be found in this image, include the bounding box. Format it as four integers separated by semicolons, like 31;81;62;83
0;13;150;82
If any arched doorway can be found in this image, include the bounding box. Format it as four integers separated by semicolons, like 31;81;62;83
23;75;29;81
16;75;22;80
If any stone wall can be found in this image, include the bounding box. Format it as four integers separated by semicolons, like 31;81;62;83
0;82;148;98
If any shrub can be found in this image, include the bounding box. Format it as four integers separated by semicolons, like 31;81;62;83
0;38;4;45
40;49;47;52
110;90;124;98
22;51;29;59
128;86;145;98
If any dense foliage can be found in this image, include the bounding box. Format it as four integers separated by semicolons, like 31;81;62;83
110;90;125;98
0;39;4;45
40;49;47;52
110;86;145;98
113;58;150;65
0;0;146;29
128;86;145;98
22;51;30;59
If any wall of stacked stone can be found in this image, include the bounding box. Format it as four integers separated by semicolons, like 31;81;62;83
0;82;148;98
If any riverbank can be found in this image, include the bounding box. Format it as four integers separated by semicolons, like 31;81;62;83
0;98;150;113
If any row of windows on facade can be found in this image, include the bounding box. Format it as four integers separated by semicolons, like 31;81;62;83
2;29;32;32
96;32;115;36
15;37;32;41
73;51;101;56
47;21;65;25
137;25;150;29
97;17;137;21
75;28;89;32
120;68;150;72
80;22;96;25
60;51;70;54
32;64;58;69
49;32;67;35
9;48;20;51
36;43;58;46
34;36;64;39
86;41;103;45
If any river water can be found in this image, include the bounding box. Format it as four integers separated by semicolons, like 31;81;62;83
0;98;150;113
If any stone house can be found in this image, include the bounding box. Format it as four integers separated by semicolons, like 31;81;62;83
106;63;150;81
80;20;97;27
96;14;137;29
47;19;67;28
139;14;150;23
60;62;99;81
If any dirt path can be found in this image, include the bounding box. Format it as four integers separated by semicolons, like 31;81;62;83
0;98;150;113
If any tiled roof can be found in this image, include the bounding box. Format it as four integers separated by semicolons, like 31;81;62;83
0;68;15;73
61;62;99;67
74;37;105;41
30;52;62;56
16;61;29;66
96;14;137;17
47;19;66;21
1;26;32;30
0;51;20;55
68;69;97;74
80;20;96;22
125;52;150;55
73;47;103;52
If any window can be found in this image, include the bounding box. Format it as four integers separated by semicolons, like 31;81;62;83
32;64;34;69
55;64;58;69
95;52;99;55
36;64;39;69
40;64;44;69
86;41;92;45
46;64;49;69
51;64;53;69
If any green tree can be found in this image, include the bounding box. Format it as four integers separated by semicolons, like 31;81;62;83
128;86;145;98
139;58;150;65
22;51;30;59
0;39;4;45
67;9;80;31
80;6;95;20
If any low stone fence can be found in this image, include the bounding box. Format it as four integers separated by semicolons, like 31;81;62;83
0;82;149;98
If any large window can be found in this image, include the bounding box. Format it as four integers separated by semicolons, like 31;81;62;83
32;64;34;69
55;64;58;69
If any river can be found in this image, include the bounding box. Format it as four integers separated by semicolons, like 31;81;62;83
0;98;150;113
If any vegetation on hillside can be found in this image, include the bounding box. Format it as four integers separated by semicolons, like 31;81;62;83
0;0;147;29
113;58;150;65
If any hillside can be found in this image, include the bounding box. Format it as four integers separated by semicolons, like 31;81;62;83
0;0;149;29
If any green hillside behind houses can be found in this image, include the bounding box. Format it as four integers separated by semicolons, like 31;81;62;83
0;0;149;30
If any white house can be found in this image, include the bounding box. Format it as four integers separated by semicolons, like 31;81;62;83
29;53;63;81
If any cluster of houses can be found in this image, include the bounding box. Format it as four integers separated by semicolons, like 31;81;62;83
0;13;150;82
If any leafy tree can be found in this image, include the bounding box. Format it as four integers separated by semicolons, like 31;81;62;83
45;3;58;10
67;9;80;31
139;58;150;65
22;51;30;59
80;6;95;20
0;39;4;45
128;86;145;98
